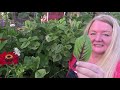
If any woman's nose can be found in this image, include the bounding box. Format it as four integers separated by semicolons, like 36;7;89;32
95;34;102;41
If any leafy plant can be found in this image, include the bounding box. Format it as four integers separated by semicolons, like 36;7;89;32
0;12;93;78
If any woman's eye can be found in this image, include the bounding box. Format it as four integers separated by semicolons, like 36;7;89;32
103;34;110;36
90;33;96;35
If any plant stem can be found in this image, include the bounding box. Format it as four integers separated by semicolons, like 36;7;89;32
50;69;65;78
5;66;11;78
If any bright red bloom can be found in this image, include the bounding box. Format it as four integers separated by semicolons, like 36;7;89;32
0;52;19;66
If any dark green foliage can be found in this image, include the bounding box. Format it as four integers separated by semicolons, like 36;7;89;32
0;12;93;78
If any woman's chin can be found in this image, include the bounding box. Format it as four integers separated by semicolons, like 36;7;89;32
93;49;105;54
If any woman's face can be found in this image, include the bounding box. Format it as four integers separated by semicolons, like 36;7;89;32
88;20;113;55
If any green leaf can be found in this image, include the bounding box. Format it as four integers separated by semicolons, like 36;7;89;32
20;41;30;49
24;56;31;65
55;44;63;53
45;35;51;42
29;41;40;50
0;40;7;50
30;36;39;41
19;38;27;42
39;54;49;67
51;43;57;52
45;34;58;42
7;29;18;36
27;37;32;41
57;24;66;30
24;20;37;30
52;54;62;62
31;56;40;70
65;45;72;50
25;20;31;28
35;69;46;78
0;33;3;38
24;56;40;71
15;64;25;78
73;35;92;61
59;18;66;25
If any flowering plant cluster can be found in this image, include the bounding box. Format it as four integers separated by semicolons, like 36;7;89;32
0;48;19;66
0;12;92;78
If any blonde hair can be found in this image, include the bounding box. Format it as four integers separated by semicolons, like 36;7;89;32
84;14;120;78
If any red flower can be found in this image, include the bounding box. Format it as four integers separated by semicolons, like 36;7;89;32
0;52;19;66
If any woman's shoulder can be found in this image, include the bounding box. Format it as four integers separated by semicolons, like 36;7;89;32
66;54;78;78
68;54;77;71
113;60;120;78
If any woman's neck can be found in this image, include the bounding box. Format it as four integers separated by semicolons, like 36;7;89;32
88;53;103;64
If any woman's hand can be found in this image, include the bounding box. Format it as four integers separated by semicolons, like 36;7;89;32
75;61;105;78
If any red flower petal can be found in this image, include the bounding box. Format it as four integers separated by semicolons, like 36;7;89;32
0;51;19;66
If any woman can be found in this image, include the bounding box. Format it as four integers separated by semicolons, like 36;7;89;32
66;14;120;78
